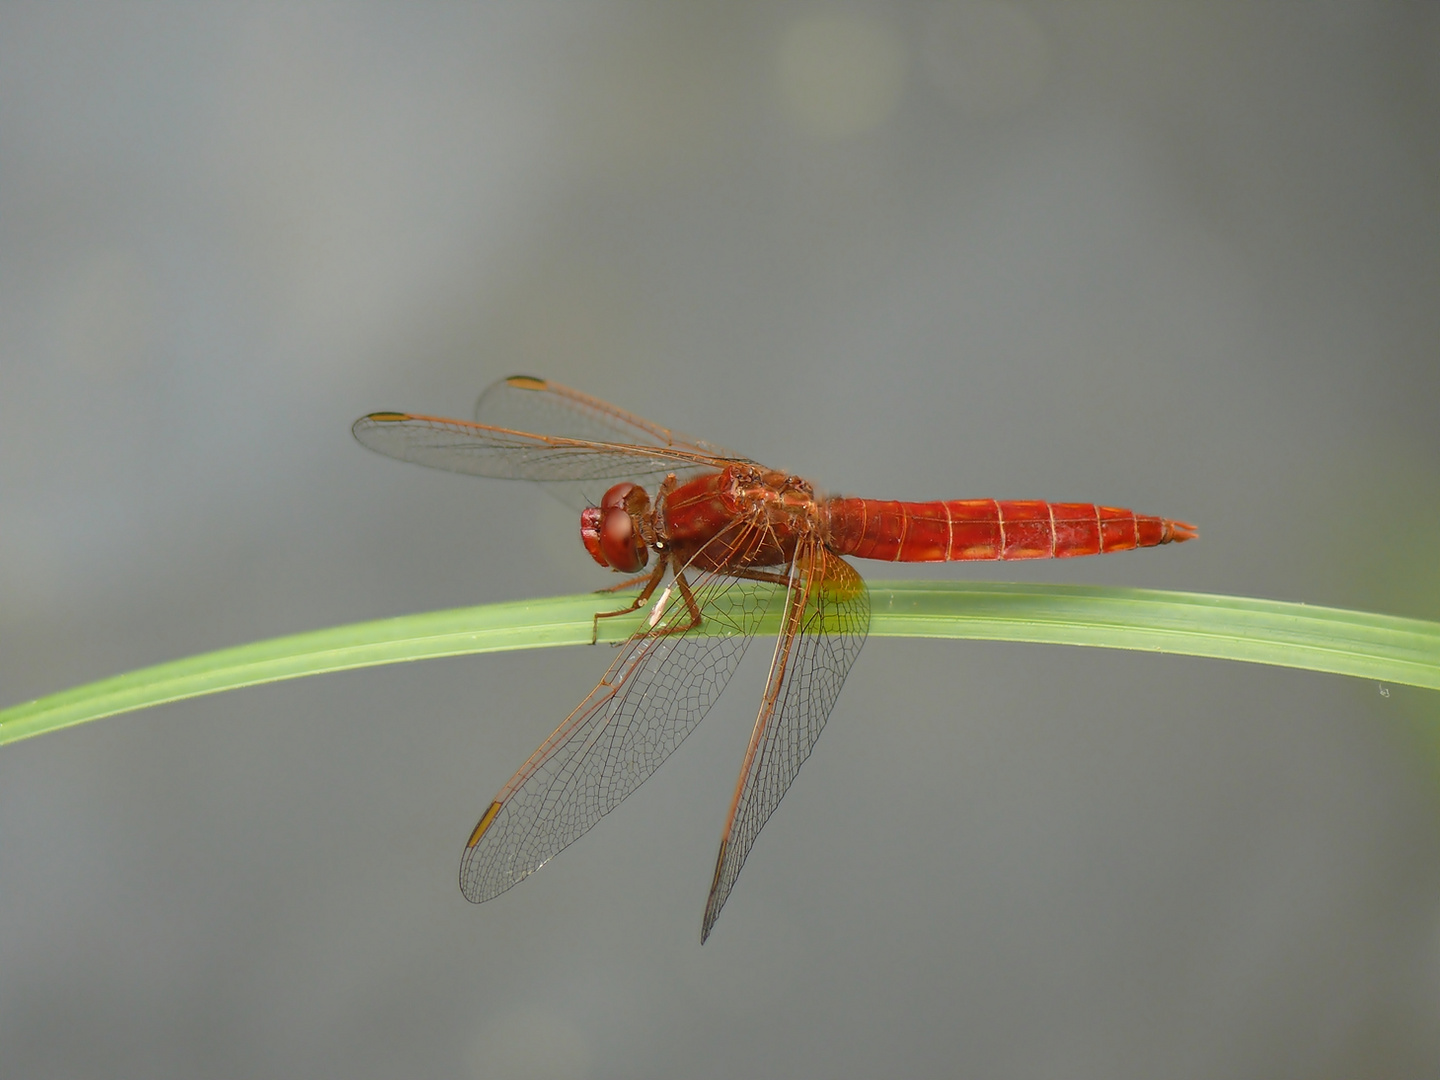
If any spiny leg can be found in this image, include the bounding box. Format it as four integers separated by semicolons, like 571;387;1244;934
671;569;703;631
593;557;668;644
720;567;791;587
594;571;656;595
625;566;705;641
631;565;790;643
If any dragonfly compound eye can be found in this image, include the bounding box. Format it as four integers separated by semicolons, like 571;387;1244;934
600;481;638;511
599;505;648;573
580;503;648;572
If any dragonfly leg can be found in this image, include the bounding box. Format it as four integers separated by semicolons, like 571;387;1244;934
632;567;706;640
629;563;789;643
672;569;703;631
719;567;791;587
592;558;668;644
594;571;656;595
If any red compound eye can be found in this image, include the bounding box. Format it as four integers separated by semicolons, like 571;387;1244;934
598;506;647;573
600;482;637;511
580;483;650;572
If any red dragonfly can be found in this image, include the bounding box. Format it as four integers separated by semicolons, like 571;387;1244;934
354;375;1195;941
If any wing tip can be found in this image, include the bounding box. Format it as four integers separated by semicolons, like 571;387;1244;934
700;837;730;944
504;374;549;391
700;895;723;944
466;801;504;848
352;411;413;446
458;801;509;904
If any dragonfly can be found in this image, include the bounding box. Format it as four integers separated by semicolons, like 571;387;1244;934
353;375;1196;941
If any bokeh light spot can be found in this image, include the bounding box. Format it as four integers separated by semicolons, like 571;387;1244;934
776;14;907;141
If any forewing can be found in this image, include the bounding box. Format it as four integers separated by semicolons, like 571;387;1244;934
701;542;870;942
356;376;755;508
352;412;726;486
474;375;742;461
459;526;779;905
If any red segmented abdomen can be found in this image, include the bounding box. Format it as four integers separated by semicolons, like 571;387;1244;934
823;498;1196;562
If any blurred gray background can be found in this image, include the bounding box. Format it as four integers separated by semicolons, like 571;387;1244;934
3;3;1439;1078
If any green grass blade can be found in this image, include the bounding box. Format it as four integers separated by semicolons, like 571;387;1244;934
3;582;1437;747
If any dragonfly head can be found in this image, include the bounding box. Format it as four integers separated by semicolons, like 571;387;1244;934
581;482;650;573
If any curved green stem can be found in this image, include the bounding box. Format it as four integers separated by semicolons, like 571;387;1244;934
3;582;1437;747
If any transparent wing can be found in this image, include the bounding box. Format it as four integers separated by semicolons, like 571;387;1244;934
701;541;870;942
352;412;732;485
474;375;743;461
459;521;779;905
354;377;751;508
